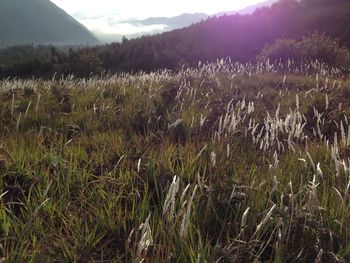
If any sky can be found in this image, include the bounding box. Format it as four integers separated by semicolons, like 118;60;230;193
50;0;268;40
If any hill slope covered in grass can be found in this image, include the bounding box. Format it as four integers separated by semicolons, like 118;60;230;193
0;60;350;262
0;0;100;48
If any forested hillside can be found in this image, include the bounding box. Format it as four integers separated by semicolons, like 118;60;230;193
97;0;350;72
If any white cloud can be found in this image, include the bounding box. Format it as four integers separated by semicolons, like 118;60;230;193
51;0;267;18
81;16;167;35
50;0;267;39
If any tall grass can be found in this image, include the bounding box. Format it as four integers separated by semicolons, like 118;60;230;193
0;60;349;262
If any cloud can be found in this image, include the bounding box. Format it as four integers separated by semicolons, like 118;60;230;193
106;17;120;27
92;24;167;43
72;12;106;20
110;23;168;35
75;13;168;36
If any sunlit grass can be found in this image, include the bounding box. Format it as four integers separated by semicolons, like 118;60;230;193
0;60;349;262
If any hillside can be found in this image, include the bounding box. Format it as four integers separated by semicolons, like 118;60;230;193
95;0;350;72
0;0;100;48
0;60;349;262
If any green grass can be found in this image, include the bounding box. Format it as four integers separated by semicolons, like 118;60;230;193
0;62;350;262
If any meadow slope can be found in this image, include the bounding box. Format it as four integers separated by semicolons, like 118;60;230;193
0;61;350;262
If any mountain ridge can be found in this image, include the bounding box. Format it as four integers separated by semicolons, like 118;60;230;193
94;0;277;43
129;13;209;30
0;0;100;48
129;0;278;28
217;0;278;16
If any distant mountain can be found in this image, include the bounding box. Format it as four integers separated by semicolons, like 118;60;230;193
130;1;277;31
129;13;209;30
94;13;209;43
218;0;279;16
0;0;100;48
96;2;277;43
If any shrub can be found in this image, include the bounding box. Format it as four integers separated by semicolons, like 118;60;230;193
258;33;350;69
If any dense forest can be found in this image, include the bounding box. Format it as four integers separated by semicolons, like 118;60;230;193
1;0;350;78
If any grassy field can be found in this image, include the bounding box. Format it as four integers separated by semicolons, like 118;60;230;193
1;61;350;262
